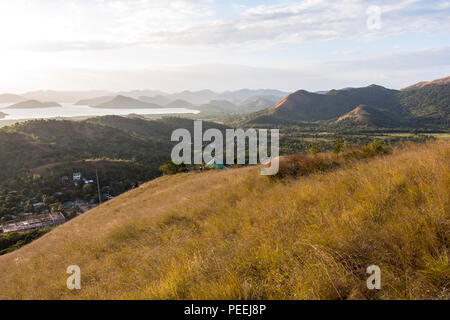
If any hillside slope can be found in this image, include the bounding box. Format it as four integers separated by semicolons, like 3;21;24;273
0;118;171;183
403;76;450;90
93;95;161;108
0;116;228;182
0;141;448;299
244;79;449;128
249;85;402;123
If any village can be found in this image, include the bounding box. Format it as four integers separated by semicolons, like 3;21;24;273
0;171;115;234
0;212;66;233
0;157;231;234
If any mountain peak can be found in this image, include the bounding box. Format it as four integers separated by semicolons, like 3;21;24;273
336;104;372;125
403;76;450;90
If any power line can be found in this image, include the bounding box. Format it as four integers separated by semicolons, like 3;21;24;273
96;169;102;205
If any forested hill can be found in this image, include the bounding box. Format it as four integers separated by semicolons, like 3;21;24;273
244;80;449;128
399;83;450;126
0;116;228;184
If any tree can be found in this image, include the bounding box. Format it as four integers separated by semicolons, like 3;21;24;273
159;161;187;175
333;137;344;155
82;183;95;197
50;203;63;213
309;145;319;156
24;200;33;213
42;194;49;206
368;139;384;154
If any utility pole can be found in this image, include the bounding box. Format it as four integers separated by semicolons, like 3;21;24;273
96;169;102;204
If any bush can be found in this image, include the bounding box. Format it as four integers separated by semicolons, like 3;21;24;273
360;139;391;157
272;154;339;180
333;137;344;155
309;145;319;156
273;140;393;180
159;160;187;175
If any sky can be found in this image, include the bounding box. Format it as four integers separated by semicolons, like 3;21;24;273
0;0;449;93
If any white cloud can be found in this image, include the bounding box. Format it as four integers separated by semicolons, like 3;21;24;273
1;0;448;51
0;1;448;92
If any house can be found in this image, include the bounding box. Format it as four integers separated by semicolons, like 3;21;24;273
32;202;44;208
0;212;66;233
73;172;81;181
61;176;70;186
205;158;225;169
63;201;75;208
74;200;87;207
104;194;114;200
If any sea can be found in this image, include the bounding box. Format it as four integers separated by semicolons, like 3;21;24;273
0;103;200;121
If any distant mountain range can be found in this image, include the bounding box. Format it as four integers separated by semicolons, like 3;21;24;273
139;95;172;106
0;77;448;128
0;89;288;104
91;95;161;109
69;90;288;113
75;94;279;113
74;96;114;106
21;90;113;103
0;88;289;114
165;100;193;108
244;76;449;128
0;93;25;103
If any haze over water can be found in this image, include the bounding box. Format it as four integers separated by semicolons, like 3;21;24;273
0;103;199;120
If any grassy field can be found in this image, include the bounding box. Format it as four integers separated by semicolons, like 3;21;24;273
382;133;450;138
0;140;448;299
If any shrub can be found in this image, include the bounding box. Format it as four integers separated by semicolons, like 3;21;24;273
333;137;344;155
309;145;319;156
360;139;391;157
159;160;187;175
272;154;339;180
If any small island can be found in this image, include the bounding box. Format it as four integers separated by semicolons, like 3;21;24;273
8;100;61;109
0;112;8;119
92;95;162;108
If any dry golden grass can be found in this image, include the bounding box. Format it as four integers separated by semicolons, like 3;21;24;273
0;140;448;300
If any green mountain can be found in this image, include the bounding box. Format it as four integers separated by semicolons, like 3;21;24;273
244;79;449;128
399;83;450;127
0;116;228;184
237;95;279;111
